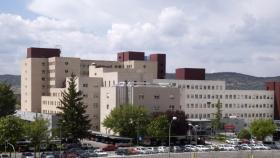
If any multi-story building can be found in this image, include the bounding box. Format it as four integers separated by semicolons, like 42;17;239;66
153;79;274;124
21;47;279;134
100;82;180;133
21;47;165;131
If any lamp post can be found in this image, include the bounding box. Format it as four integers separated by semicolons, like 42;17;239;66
6;142;16;158
169;116;177;158
60;120;65;158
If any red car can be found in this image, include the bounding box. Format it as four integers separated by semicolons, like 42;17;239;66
102;144;117;151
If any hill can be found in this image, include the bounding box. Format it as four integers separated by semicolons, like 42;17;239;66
0;74;20;88
166;72;280;90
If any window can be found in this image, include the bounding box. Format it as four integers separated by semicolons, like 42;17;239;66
154;95;160;99
139;94;144;99
169;95;175;99
41;62;45;66
83;84;88;87
65;62;69;65
169;105;175;110
42;77;46;81
65;70;68;73
106;104;109;109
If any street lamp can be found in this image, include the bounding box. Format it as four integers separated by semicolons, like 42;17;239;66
188;123;199;145
60;120;65;158
169;116;177;158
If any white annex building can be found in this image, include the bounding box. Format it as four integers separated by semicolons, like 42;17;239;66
20;47;279;134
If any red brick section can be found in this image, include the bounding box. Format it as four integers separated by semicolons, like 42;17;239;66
117;51;145;61
266;82;280;120
149;54;166;79
27;47;61;58
176;68;205;80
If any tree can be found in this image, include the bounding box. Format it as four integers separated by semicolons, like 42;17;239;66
0;82;16;117
103;104;149;138
250;119;277;140
212;100;223;131
25;117;49;157
0;116;25;145
153;110;187;135
58;74;91;142
238;128;251;140
147;115;169;140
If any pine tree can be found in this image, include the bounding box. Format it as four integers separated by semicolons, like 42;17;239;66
212;99;223;132
58;74;91;142
0;82;16;117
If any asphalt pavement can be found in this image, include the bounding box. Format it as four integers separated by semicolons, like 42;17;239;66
107;150;280;158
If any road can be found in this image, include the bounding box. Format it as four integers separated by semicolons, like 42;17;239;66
108;150;280;158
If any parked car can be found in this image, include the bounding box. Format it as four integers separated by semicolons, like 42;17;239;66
0;154;10;158
115;147;138;155
218;144;235;151
22;152;34;158
196;145;210;152
157;146;169;153
94;149;108;157
101;144;116;151
170;146;183;152
240;144;251;150
41;152;55;158
146;147;158;154
184;145;197;152
226;138;240;145
256;144;271;150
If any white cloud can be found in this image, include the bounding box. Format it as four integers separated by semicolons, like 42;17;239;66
1;0;280;76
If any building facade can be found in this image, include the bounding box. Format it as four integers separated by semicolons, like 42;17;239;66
21;47;278;134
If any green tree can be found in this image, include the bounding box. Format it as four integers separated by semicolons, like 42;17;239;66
25;117;49;157
212;100;223;131
103;104;149;138
58;74;91;142
238;128;251;140
147;115;169;140
0;82;16;117
0;116;25;145
250;119;277;140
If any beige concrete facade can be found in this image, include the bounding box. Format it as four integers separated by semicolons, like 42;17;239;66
21;58;49;112
154;79;274;125
21;48;277;133
100;82;180;134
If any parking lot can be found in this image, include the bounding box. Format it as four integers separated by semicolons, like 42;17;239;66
108;150;280;158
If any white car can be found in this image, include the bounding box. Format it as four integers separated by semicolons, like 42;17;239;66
226;138;240;145
94;149;108;157
196;145;209;152
184;145;197;152
157;146;169;153
255;144;271;150
240;144;251;150
218;144;236;151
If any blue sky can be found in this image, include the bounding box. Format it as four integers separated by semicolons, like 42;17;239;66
1;0;280;76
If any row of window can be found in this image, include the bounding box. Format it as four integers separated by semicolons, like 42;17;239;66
176;84;223;90
42;100;62;106
186;113;273;119
42;110;60;114
186;103;273;109
138;94;175;100
186;94;273;100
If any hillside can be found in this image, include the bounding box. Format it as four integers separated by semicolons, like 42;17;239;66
166;72;280;90
1;73;280;90
0;74;20;88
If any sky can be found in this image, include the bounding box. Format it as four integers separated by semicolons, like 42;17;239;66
1;0;280;76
